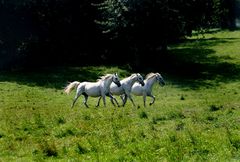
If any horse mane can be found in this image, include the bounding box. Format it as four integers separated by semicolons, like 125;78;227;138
145;73;156;80
130;73;137;79
97;74;113;81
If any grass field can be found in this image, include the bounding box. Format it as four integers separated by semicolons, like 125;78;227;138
0;30;240;161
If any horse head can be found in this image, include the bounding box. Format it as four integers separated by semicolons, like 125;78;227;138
113;73;121;87
156;73;165;86
136;73;145;86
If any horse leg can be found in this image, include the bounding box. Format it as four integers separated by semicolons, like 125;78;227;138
72;95;80;108
71;88;82;108
83;93;89;108
128;94;136;107
122;94;128;107
143;94;147;107
149;94;155;106
102;95;106;107
107;93;119;107
96;96;101;107
113;97;120;107
108;94;116;107
110;98;116;107
120;94;126;106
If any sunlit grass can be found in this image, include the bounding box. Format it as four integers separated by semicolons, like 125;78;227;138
188;29;240;64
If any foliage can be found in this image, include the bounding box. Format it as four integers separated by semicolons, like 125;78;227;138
0;0;237;69
92;0;235;66
0;0;102;68
96;0;229;41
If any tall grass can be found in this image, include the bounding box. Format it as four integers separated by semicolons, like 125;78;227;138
0;30;240;161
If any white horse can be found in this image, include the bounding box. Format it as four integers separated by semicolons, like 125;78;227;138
131;73;165;107
64;73;121;108
109;73;145;107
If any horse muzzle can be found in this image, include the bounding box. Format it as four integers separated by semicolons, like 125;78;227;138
160;81;165;86
140;82;145;86
116;82;121;87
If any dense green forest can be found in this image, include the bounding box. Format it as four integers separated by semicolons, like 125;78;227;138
0;0;239;69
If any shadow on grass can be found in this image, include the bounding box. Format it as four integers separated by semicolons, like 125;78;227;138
0;66;129;89
0;37;240;89
156;37;240;88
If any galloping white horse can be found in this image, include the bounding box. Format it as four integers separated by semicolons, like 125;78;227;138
109;73;145;107
131;73;165;107
64;73;121;108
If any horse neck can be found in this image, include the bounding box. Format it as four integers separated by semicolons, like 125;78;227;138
145;76;157;89
125;75;137;87
103;76;113;89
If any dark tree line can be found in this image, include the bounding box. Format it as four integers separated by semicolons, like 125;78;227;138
0;0;239;69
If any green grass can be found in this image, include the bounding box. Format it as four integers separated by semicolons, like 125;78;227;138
0;30;240;161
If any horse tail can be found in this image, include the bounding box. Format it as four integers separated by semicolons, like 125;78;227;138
64;81;80;94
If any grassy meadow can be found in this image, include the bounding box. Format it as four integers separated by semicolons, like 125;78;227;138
0;30;240;161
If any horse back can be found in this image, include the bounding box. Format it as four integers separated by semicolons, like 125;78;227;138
83;82;101;97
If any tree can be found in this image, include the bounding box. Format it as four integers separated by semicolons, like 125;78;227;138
0;0;235;69
0;0;102;69
94;0;229;67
